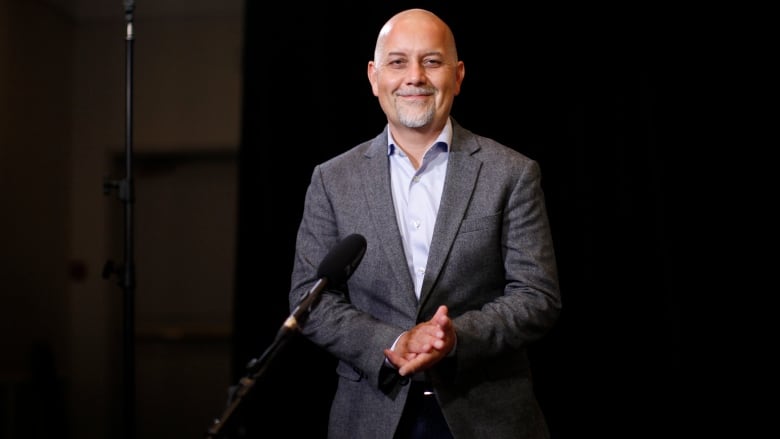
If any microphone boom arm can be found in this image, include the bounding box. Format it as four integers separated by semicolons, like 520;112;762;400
206;233;366;438
281;277;327;334
206;285;314;438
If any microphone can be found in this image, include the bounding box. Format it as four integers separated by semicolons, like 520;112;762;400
243;233;366;376
283;233;367;333
221;234;366;431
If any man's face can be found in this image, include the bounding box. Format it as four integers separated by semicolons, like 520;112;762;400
368;16;464;131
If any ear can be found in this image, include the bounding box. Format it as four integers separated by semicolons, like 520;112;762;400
367;61;380;97
453;60;465;96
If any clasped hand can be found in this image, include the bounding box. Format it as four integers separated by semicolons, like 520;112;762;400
384;305;455;376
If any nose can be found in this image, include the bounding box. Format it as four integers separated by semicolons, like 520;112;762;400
406;61;427;84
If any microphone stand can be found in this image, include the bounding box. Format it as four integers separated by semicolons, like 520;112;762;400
103;2;136;439
207;235;365;436
206;280;326;438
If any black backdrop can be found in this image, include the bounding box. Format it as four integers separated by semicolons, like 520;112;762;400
231;2;677;438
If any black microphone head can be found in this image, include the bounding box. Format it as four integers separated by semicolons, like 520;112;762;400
317;234;367;286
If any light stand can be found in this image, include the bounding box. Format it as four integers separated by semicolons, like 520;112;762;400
102;2;137;439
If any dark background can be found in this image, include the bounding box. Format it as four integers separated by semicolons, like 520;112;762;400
230;2;677;438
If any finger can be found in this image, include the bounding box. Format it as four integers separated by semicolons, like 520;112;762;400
398;356;424;376
398;351;440;376
402;334;432;353
433;305;449;321
384;349;407;368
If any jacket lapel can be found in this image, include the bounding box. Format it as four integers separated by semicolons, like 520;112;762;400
418;125;482;311
361;132;417;303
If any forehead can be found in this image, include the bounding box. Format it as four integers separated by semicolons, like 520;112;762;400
379;18;451;57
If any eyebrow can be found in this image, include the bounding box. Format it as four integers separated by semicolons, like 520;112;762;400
385;50;444;58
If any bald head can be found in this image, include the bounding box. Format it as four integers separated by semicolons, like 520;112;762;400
367;8;465;136
374;9;458;64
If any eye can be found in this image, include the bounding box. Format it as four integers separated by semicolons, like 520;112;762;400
387;59;407;69
423;59;443;68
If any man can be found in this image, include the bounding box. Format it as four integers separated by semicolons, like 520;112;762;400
288;8;561;438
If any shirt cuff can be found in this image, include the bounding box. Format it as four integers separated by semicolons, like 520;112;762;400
384;331;406;368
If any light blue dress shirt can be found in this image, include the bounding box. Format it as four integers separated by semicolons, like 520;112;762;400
387;119;452;299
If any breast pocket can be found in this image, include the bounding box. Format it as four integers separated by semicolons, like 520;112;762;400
458;212;502;234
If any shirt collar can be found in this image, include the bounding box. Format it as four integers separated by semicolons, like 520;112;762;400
387;118;453;156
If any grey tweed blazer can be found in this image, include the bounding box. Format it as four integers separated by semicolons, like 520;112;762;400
289;119;561;439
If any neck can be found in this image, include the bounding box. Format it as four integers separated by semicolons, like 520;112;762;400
389;121;446;168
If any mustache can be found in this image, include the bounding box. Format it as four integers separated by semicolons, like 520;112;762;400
397;87;436;97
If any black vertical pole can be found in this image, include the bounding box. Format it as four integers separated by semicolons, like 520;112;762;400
121;2;136;439
103;2;136;438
